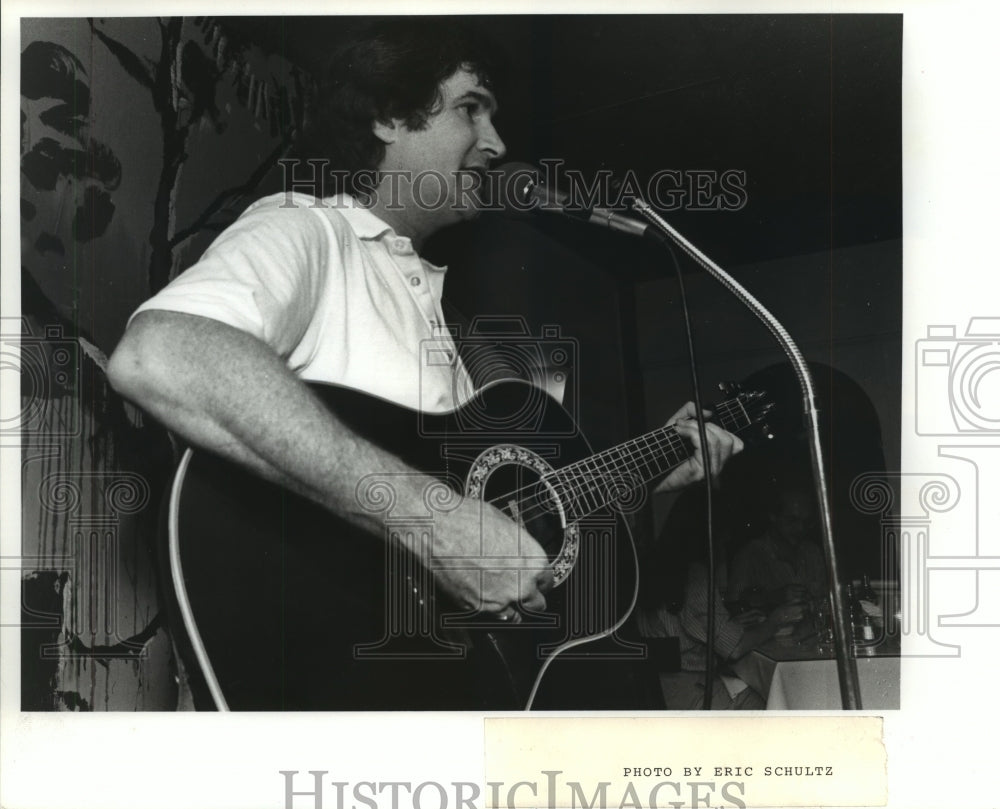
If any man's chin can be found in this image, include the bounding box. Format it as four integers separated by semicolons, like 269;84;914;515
447;195;484;222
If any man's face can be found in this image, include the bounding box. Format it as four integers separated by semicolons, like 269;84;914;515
376;67;506;232
772;493;818;545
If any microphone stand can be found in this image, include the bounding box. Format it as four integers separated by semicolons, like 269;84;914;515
631;196;862;710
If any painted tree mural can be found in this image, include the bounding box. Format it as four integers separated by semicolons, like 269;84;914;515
87;16;305;294
18;17;309;710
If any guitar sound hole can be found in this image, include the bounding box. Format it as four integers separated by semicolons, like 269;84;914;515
481;463;566;562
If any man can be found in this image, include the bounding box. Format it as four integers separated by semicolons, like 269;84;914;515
636;488;804;710
727;483;827;608
107;19;742;708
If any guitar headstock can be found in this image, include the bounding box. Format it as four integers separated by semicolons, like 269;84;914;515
716;381;776;445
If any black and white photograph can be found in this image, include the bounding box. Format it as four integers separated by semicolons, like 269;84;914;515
1;2;998;808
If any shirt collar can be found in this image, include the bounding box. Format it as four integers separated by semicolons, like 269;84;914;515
326;193;448;273
327;193;393;241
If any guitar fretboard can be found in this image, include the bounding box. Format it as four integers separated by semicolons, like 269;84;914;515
542;397;751;523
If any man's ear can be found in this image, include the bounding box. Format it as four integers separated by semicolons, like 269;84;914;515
373;118;400;145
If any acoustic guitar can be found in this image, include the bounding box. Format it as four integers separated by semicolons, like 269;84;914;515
166;379;772;710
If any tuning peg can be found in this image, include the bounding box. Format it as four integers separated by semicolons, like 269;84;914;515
718;381;739;396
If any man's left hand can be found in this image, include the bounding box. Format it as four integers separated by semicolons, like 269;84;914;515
657;401;744;492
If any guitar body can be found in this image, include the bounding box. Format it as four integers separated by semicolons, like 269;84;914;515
169;380;641;710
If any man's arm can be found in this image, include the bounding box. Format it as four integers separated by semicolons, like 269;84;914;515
107;309;551;615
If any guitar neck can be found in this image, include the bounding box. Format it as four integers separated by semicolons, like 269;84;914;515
546;398;751;523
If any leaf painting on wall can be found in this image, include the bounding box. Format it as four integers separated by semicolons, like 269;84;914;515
21;40;121;261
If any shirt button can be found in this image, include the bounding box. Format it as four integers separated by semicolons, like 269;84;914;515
410;276;422;287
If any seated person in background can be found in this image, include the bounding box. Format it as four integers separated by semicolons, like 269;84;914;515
726;481;828;611
636;488;804;710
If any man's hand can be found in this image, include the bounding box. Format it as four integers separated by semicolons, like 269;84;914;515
769;601;806;626
657;401;744;492
731;608;767;627
728;598;807;660
430;501;554;622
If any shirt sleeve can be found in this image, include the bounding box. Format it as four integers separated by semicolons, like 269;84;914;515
131;196;334;359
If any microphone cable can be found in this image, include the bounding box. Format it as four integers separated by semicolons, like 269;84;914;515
657;239;718;711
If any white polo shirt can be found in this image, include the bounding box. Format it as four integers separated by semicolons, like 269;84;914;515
133;192;473;412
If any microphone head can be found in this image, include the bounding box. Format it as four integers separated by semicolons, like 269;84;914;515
493;162;542;214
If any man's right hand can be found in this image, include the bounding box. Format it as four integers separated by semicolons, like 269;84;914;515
429;500;554;621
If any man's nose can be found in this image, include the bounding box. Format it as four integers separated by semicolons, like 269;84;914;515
479;118;507;160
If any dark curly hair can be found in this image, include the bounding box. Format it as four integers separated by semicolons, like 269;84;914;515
294;18;508;198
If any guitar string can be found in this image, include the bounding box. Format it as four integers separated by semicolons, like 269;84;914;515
483;405;748;524
484;418;733;521
484;425;688;521
481;400;754;523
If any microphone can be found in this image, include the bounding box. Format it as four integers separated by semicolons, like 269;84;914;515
494;162;663;242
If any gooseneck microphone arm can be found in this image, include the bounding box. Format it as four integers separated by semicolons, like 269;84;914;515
629;196;862;710
496;161;861;708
